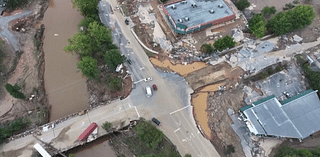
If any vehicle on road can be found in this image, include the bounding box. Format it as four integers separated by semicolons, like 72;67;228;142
126;59;132;65
152;118;161;126
144;77;152;82
153;84;157;91
125;19;129;25
146;86;152;97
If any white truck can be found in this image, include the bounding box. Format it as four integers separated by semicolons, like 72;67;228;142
146;86;152;97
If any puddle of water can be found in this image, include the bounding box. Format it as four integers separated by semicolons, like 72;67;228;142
42;0;88;121
192;83;224;139
73;141;116;157
150;58;207;76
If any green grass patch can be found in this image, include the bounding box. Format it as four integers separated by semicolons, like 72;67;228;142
121;5;129;16
0;118;30;144
145;51;154;58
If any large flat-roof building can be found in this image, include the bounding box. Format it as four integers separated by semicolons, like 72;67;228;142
241;89;320;140
163;0;235;34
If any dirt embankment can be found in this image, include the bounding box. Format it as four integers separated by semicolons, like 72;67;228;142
0;0;50;126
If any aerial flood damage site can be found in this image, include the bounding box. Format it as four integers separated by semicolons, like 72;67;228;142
1;0;320;156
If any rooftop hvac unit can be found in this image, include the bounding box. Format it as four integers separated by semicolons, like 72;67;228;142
209;9;215;14
218;4;223;8
178;19;183;23
191;3;197;8
171;4;177;9
184;17;189;21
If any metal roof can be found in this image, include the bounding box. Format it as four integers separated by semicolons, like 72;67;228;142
165;0;233;28
243;90;320;139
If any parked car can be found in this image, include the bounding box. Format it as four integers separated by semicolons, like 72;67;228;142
125;19;129;25
152;118;161;126
152;84;157;91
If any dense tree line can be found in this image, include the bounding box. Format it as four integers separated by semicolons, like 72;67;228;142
267;5;315;35
66;0;126;91
275;146;320;157
0;118;30;144
248;5;315;38
303;64;320;97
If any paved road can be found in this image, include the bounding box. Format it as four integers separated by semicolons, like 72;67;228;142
99;0;220;156
0;1;220;156
0;10;32;51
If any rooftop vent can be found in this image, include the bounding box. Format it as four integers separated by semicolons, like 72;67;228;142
171;4;177;9
191;3;197;8
209;9;215;14
178;19;183;23
184;17;189;21
218;4;223;8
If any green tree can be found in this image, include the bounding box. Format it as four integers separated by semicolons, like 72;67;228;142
5;83;26;99
136;121;164;150
200;43;214;54
88;21;114;53
184;154;192;157
248;14;266;38
236;0;250;11
64;21;114;57
64;32;95;56
107;76;122;91
78;17;96;30
77;56;99;79
72;0;99;17
213;36;236;51
104;49;126;71
261;6;276;16
102;121;112;131
267;5;315;35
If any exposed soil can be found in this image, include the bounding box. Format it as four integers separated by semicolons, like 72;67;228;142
87;69;133;108
150;58;207;76
0;0;50;127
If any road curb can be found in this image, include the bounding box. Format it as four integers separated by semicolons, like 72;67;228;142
130;29;159;54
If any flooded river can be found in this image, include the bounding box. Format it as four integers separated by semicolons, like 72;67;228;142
42;0;88;121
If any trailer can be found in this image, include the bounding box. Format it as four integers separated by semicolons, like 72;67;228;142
33;143;51;157
78;122;98;141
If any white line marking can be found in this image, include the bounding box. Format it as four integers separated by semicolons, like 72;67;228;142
182;139;187;142
170;105;190;115
134;106;140;118
174;128;180;133
128;103;132;108
119;107;122;111
191;133;195;137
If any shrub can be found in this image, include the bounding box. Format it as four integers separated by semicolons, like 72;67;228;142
236;0;250;11
102;121;112;132
225;145;235;155
276;66;282;71
200;43;214;54
5;83;26;99
107;76;122;92
213;36;236;51
259;72;268;79
261;6;276;16
184;154;192;157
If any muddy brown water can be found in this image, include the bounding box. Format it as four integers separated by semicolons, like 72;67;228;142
42;0;88;121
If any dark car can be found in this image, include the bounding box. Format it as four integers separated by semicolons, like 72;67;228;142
126;59;132;65
152;118;161;126
125;19;129;25
152;84;157;91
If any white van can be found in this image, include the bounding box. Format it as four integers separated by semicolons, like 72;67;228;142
146;86;152;97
